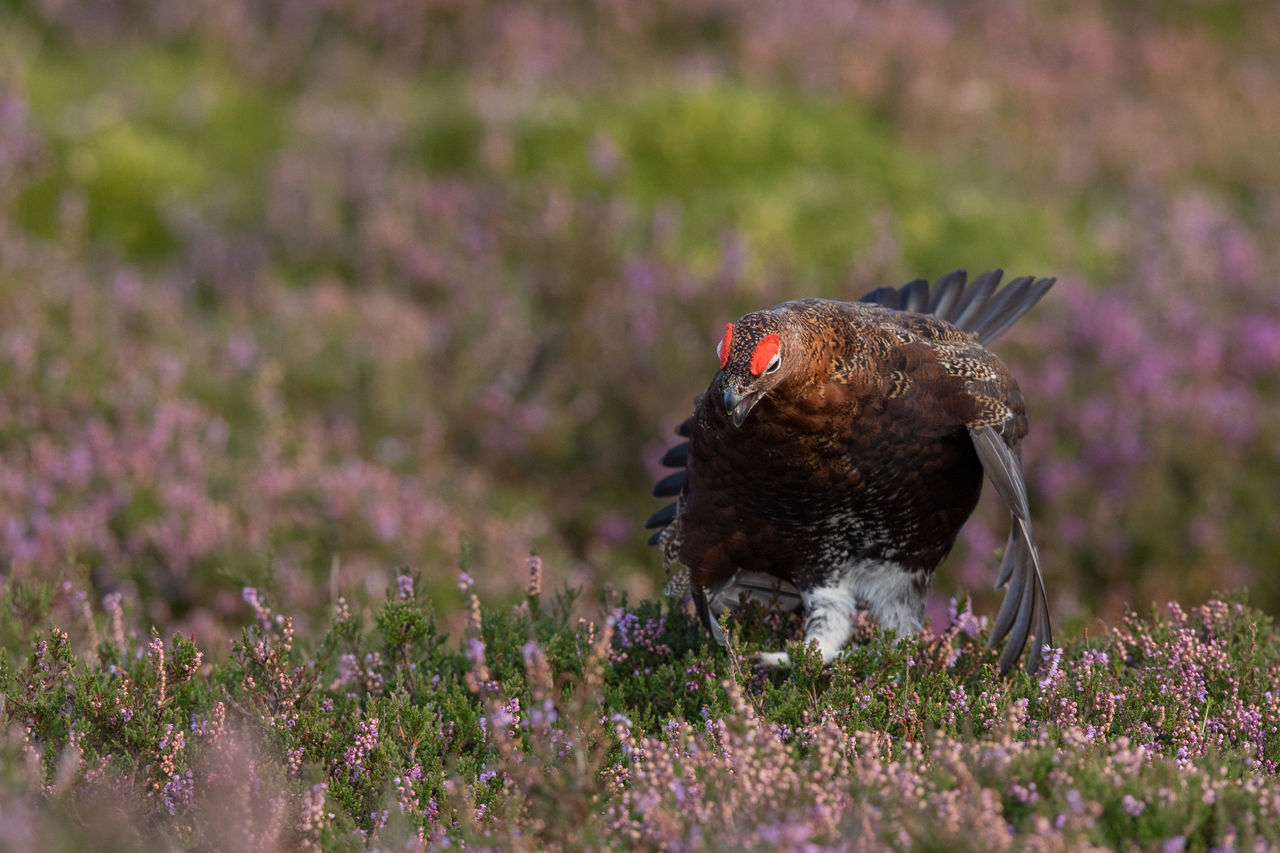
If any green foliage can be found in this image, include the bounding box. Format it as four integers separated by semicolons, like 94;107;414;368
4;0;1280;637
17;42;1058;281
1;573;1279;850
511;86;1057;281
16;43;285;259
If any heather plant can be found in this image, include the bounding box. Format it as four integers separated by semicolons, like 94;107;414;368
3;563;1280;850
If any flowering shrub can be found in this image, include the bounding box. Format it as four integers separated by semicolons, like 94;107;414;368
2;568;1279;850
0;0;1278;633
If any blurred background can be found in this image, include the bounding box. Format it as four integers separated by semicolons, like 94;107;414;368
1;0;1277;650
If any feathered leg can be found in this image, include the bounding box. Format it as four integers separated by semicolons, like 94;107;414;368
756;581;860;668
756;560;927;669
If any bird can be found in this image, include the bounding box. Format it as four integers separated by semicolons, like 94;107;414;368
646;269;1054;674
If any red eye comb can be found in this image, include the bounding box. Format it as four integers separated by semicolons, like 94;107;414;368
749;334;780;376
717;323;733;369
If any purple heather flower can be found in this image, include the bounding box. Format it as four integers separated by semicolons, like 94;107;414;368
946;596;984;638
161;770;195;816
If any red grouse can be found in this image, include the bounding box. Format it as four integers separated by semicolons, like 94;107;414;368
647;270;1054;674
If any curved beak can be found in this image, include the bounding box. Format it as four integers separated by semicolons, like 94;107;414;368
723;387;762;427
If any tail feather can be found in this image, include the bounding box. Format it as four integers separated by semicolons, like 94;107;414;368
949;269;1003;332
926;269;967;317
651;471;684;498
970;275;1034;340
660;443;689;468
859;285;903;309
899;278;930;313
860;269;1055;346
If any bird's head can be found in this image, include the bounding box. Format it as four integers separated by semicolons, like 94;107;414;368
714;313;796;427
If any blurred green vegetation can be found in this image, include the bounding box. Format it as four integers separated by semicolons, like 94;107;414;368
16;43;285;257
3;19;1063;610
1;0;1279;642
11;31;1059;281
511;87;1058;280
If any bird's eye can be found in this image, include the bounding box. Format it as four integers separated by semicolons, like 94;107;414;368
749;334;781;376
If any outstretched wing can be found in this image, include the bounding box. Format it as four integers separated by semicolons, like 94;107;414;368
969;425;1053;674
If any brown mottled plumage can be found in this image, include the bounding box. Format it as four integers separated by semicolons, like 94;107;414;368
647;270;1054;674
